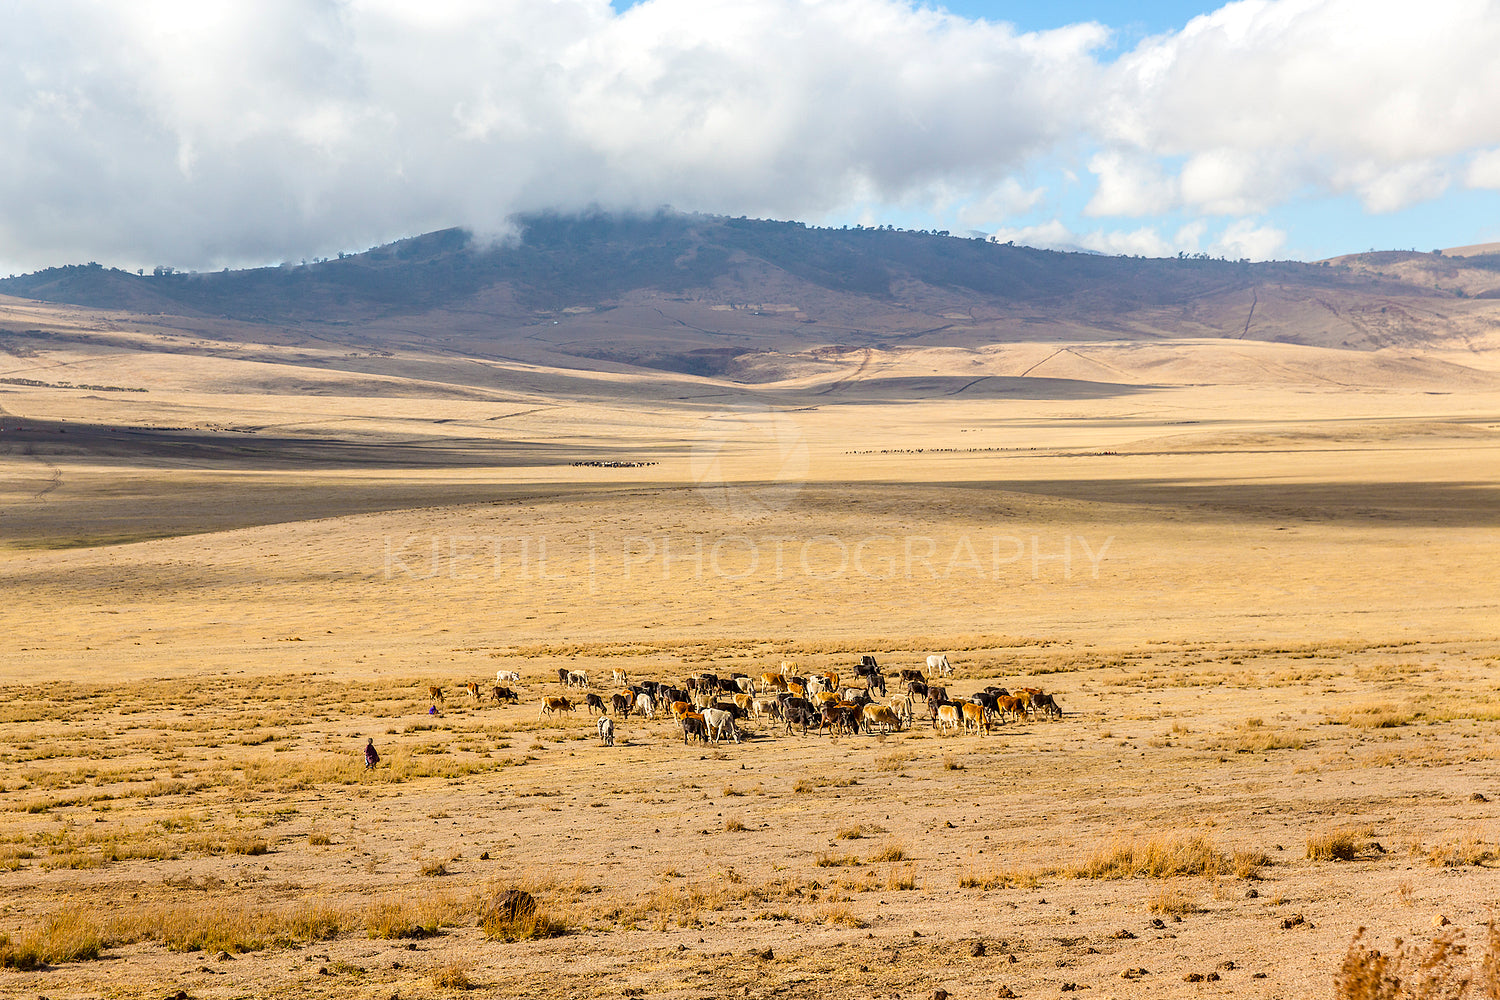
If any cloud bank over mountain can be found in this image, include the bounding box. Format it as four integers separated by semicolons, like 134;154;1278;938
3;0;1498;273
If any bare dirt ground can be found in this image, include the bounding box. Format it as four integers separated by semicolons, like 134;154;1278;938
2;298;1500;998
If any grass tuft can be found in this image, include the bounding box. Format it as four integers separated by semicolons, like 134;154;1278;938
1059;834;1229;879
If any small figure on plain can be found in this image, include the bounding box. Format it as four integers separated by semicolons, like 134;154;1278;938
364;738;379;770
597;716;615;746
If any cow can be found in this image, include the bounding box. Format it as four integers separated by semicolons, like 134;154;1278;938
428;685;444;703
611;692;634;717
1032;692;1062;719
783;699;818;736
703;707;740;744
496;670;521;684
899;668;926;683
865;705;903;733
858;654;879;672
597;716;615;746
961;702;987;735
492;685;519;704
760;672;788;693
927;654;953;678
566;670;589;689
538;695;574;719
935;703;962;733
634;692;656;720
611;668;629;686
682;712;708;744
584;692;606;715
556;668;570;685
465;681;482;701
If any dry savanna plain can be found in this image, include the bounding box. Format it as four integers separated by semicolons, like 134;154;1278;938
2;290;1500;1000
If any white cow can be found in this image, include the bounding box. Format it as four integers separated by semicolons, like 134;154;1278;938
596;716;615;746
634;692;656;720
702;707;740;744
496;670;521;683
927;654;953;678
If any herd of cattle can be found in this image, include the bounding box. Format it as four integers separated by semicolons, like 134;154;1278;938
430;654;1064;746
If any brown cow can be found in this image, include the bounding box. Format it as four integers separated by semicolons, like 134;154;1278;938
538;695;574;719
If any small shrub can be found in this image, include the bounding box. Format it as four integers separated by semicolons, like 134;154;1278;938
1060;834;1228;879
229;835;269;856
1233;849;1271;879
886;863;918;890
1427;830;1496;868
308;832;332;846
1307;827;1369;862
1335;925;1485;1000
365;899;431;940
478;888;566;941
723;818;747;832
815;852;861;868
421;860;449;877
1147;887;1201;917
817;904;868;928
432;962;475;990
0;908;102;968
868;840;908;863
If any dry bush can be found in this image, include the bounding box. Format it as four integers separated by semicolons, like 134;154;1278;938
1327;704;1417;729
886;864;918;890
1147;887;1201;917
421;859;449;877
836;824;868;840
478;887;567;941
1335;924;1500;999
816;904;868;928
0;907;102;968
815;852;861;868
723;817;747;832
432;962;476;990
366;897;437;940
875;752;914;772
308;831;332;846
868;840;908;863
1233;849;1272;879
958;863;1039;890
943;755;965;771
1059;834;1229;879
1214;719;1307;753
113;900;347;954
1308;826;1372;862
1427;829;1497;868
228;834;269;856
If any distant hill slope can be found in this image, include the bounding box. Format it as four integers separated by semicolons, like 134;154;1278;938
5;212;1500;373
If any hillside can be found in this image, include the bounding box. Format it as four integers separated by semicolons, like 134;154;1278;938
7;213;1500;378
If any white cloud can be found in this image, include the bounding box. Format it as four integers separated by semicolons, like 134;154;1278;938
1084;151;1177;217
1098;0;1500;216
1210;219;1287;260
2;0;1500;271
991;216;1284;260
1465;149;1500;190
0;0;1107;271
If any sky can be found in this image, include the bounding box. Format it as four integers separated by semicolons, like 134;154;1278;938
4;0;1500;276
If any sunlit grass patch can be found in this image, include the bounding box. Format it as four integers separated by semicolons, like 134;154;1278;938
1058;834;1230;879
0;907;102;968
1307;826;1374;862
1325;703;1416;729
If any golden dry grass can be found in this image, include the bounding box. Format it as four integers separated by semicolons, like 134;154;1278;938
1058;834;1230;880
